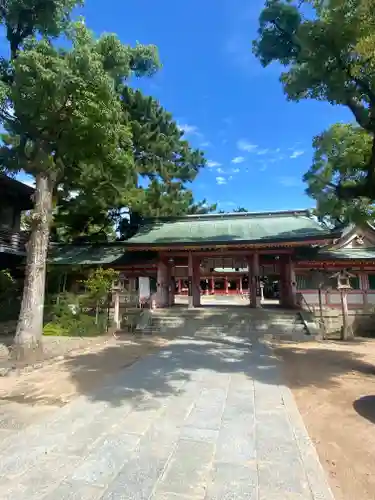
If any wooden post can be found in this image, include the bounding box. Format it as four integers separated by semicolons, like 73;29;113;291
289;256;297;308
318;286;325;339
340;289;353;340
260;282;264;301
239;277;243;294
211;276;215;295
225;276;229;295
114;290;120;330
156;259;169;308
177;279;182;294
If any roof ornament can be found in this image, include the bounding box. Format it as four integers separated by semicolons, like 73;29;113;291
355;235;364;245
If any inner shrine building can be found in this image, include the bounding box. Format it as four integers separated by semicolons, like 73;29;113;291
51;209;375;311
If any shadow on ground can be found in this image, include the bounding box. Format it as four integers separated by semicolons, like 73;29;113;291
276;343;375;391
353;395;375;424
59;306;375;408
2;306;375;410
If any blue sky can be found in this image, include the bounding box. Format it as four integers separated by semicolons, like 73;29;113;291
14;0;353;212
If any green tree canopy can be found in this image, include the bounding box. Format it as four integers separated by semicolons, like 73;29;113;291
0;0;160;356
304;123;375;226
52;88;215;242
253;0;375;200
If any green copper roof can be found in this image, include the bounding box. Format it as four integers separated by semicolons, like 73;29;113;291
317;248;375;260
49;246;157;266
126;210;332;246
49;245;126;266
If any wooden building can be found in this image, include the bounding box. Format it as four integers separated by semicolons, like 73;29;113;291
51;210;375;314
0;174;33;269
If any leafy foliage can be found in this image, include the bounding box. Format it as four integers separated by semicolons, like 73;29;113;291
44;291;108;336
0;0;160;349
304;123;375;225
218;206;248;214
81;267;119;304
53;88;215;242
253;0;375;200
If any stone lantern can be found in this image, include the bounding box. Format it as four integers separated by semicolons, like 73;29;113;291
330;269;355;340
332;269;354;290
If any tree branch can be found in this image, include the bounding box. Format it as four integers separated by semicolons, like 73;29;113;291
345;96;371;130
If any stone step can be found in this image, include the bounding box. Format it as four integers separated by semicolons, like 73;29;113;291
146;308;314;342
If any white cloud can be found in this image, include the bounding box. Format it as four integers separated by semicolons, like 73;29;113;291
237;139;257;152
278;176;301;187
216;176;227;185
217;167;224;173
257;149;269;155
200;141;211;147
232;168;240;173
290;150;305;159
178;123;199;135
207;160;221;168
231;156;245;164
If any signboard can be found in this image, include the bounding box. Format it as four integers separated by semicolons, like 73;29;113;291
138;277;151;299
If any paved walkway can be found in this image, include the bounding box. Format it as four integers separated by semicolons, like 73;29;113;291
0;332;334;499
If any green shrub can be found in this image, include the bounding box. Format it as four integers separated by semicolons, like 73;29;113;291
43;322;70;336
43;313;108;337
43;289;110;337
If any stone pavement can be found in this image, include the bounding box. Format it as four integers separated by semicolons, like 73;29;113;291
0;329;334;499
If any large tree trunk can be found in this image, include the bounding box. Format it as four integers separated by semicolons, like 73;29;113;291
13;173;53;361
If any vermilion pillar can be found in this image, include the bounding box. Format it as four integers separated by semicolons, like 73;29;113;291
188;252;201;308
225;277;229;295
249;253;261;308
177;279;182;294
289;257;297;308
156;259;169;308
279;255;296;308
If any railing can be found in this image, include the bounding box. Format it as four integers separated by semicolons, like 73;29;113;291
297;291;326;338
0;228;29;255
296;291;314;315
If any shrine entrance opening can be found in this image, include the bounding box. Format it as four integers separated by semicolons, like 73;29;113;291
157;251;294;309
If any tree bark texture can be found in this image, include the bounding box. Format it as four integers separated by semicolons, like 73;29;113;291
13;173;53;360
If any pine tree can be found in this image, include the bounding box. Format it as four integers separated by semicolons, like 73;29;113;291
54;87;215;241
0;2;160;357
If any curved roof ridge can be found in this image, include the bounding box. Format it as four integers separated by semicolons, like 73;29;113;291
142;209;313;223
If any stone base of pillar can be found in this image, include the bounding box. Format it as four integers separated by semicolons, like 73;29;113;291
250;298;261;308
